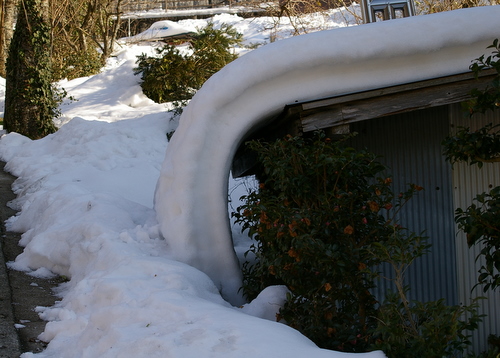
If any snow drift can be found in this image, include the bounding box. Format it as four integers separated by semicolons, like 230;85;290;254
153;6;500;305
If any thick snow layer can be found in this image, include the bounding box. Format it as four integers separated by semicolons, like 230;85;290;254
120;20;195;43
0;10;388;358
153;6;500;305
54;44;165;127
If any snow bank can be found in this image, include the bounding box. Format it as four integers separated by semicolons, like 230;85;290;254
154;6;500;305
54;44;166;127
0;12;387;357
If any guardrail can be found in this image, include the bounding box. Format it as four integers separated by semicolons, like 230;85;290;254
120;0;267;12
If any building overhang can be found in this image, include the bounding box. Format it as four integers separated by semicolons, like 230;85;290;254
232;68;497;178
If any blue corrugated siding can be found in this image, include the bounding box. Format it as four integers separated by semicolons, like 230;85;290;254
347;104;500;353
450;103;500;354
349;106;458;305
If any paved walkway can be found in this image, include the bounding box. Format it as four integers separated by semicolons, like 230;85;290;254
0;161;21;357
0;161;62;357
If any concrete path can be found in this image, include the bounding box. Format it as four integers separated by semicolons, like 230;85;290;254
0;161;63;356
0;161;21;357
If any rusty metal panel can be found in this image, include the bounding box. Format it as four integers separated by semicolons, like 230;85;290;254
450;104;500;354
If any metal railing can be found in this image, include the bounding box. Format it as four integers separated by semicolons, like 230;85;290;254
119;0;264;13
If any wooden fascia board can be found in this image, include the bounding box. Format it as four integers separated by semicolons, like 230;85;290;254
296;69;497;132
231;69;497;178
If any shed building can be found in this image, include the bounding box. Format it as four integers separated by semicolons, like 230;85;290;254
232;67;500;353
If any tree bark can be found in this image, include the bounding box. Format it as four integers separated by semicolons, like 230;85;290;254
0;0;19;77
4;0;57;139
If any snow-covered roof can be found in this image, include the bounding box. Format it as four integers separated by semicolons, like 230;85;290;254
120;20;195;43
119;6;266;20
154;6;500;305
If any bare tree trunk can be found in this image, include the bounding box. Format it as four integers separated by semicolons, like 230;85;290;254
93;0;122;60
4;0;57;139
0;0;19;77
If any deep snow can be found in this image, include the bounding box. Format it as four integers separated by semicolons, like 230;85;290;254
0;8;387;358
153;5;500;305
0;5;498;357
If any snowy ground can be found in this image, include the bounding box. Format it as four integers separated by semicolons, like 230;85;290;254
0;8;389;358
1;2;499;355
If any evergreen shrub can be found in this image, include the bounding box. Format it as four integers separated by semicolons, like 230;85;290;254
134;22;242;105
442;39;500;293
234;131;481;355
234;132;400;351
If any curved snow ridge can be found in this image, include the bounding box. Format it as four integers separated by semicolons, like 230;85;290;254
154;6;500;306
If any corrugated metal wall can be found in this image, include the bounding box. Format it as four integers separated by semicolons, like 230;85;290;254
347;103;500;353
349;106;458;305
450;103;500;353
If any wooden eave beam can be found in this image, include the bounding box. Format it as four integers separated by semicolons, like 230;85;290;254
297;69;497;132
231;69;497;178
